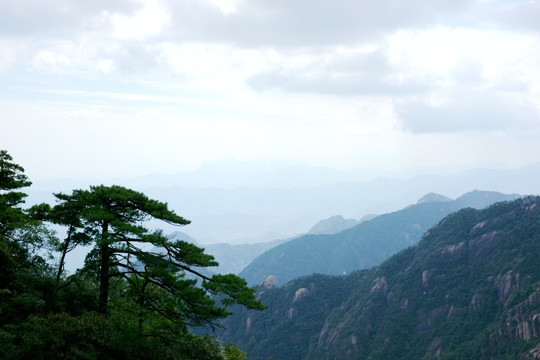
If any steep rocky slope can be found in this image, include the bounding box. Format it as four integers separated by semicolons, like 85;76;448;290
216;196;540;359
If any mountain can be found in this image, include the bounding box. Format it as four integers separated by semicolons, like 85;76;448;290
28;161;540;244
239;190;520;286
307;214;378;235
307;215;360;235
215;196;540;359
416;192;452;204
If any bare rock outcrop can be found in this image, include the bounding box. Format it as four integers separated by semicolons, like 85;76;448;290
422;269;436;288
293;287;310;302
470;293;483;310
287;307;297;319
491;270;528;305
371;277;388;294
490;289;540;348
442;241;466;257
263;275;277;289
528;342;540;359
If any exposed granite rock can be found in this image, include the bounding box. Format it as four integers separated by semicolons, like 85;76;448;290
293;288;310;302
522;197;539;215
469;230;500;262
447;304;460;318
470;293;483;310
470;219;488;234
490;289;540;347
263;275;277;288
371;277;388;294
442;241;466;257
528;342;540;359
422;269;436;288
400;298;409;311
287;307;297;319
492;270;528;305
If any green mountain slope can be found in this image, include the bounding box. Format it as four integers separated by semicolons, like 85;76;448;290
239;190;520;286
216;196;540;359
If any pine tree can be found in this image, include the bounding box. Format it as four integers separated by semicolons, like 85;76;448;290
0;150;32;241
50;185;265;329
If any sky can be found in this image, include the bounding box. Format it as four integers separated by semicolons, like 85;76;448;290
2;0;540;182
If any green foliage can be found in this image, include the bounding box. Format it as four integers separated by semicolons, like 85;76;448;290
42;184;265;328
0;150;257;359
224;343;248;360
240;191;519;286
2;312;227;360
0;150;32;240
216;196;540;360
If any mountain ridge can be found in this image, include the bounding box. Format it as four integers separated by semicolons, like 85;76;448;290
239;190;520;286
214;196;540;359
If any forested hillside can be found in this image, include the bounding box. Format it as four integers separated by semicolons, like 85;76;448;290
216;196;540;359
240;190;520;286
0;150;263;359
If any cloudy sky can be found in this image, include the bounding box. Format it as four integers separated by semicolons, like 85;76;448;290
2;0;540;181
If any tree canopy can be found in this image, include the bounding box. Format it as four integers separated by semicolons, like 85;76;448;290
0;149;264;359
0;149;32;240
50;184;265;324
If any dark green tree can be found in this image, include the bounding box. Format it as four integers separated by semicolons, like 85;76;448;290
0;150;58;330
0;152;259;358
0;149;32;242
51;185;265;329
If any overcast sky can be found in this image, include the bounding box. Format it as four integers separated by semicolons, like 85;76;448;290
2;0;540;181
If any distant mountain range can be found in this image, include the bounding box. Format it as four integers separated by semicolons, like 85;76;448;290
307;215;374;235
27;160;540;244
239;190;520;286
213;196;540;359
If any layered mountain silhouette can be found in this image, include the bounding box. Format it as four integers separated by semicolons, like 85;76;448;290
239;190;520;286
216;196;540;359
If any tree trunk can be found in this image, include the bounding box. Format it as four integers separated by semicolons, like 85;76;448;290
98;221;110;314
139;279;149;330
56;228;72;285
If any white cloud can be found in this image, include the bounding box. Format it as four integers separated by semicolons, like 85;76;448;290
110;0;170;40
397;91;540;133
2;0;540;180
0;38;26;73
0;0;138;35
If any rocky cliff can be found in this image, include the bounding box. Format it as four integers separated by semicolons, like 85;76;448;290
215;196;540;359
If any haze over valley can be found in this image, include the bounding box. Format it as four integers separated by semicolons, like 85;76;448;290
3;0;540;358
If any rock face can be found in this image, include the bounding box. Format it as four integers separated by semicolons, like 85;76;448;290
370;277;387;294
492;270;528;305
287;308;297;319
263;275;277;288
293;288;310;302
422;269;436;288
215;196;540;360
491;289;540;347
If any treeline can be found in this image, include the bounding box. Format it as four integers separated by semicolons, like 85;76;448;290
0;150;263;359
